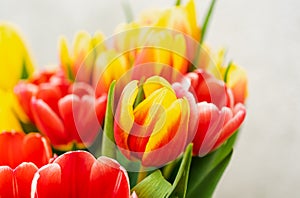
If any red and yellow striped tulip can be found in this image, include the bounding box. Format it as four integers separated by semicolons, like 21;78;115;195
114;76;190;167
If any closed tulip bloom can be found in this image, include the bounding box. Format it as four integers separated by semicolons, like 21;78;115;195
15;70;107;150
0;132;52;169
31;151;131;198
183;69;246;156
0;22;35;90
0;162;38;198
114;76;190;167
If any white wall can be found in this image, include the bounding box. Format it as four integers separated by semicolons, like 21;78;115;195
1;0;299;197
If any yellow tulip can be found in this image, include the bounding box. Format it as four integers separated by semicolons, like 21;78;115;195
139;0;200;40
0;22;35;90
59;31;106;81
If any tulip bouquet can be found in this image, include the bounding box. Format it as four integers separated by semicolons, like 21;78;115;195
0;0;248;197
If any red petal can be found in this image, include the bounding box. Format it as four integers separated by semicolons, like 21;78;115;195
194;102;225;156
0;166;14;197
31;97;67;146
58;94;81;143
14;162;38;198
0;132;24;168
213;103;246;149
36;83;63;116
14;83;38;121
88;156;130;198
32;163;62;198
54;151;96;197
22;133;52;168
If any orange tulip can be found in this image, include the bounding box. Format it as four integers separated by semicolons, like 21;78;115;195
114;76;190;167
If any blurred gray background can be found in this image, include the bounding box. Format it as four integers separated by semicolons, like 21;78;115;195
1;0;299;197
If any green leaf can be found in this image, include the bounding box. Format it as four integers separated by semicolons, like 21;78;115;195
20;60;29;79
224;61;233;83
200;0;217;43
188;150;233;198
101;81;116;158
132;170;172;198
186;131;239;198
20;121;39;134
167;144;193;198
66;63;75;81
121;0;134;23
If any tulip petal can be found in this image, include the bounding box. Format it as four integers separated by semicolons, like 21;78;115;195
213;103;246;150
31;163;62;198
194;102;224;156
0;132;24;168
0;166;14;197
31;97;67;146
14;162;38;197
88;156;130;198
143;98;189;166
143;76;174;98
22;133;52;168
114;81;138;157
54;151;95;197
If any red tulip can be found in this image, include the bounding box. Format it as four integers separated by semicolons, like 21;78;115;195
31;151;131;198
0;162;38;198
181;69;246;156
0;132;52;169
15;70;107;150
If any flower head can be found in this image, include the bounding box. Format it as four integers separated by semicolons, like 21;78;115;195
31;151;131;198
15;70;107;150
114;76;191;167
